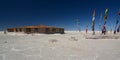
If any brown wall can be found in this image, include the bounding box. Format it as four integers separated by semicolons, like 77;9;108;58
7;26;64;34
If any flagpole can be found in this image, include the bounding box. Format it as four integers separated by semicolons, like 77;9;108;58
102;8;108;35
92;10;95;35
114;9;120;34
76;18;81;32
104;8;108;25
99;13;102;31
118;8;120;32
86;23;88;33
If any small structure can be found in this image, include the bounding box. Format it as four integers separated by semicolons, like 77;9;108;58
7;25;64;34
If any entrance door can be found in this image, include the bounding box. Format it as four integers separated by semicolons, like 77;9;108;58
26;28;31;34
46;28;50;34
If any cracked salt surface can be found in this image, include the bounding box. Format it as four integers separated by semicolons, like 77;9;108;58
0;31;120;60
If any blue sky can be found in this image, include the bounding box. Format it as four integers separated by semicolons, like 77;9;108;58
0;0;120;31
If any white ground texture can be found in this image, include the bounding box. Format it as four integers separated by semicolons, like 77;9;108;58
0;31;120;60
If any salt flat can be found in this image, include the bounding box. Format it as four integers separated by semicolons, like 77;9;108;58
0;31;120;60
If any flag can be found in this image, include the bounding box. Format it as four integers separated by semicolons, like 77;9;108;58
92;10;95;32
92;16;95;21
92;21;94;26
118;8;120;16
116;9;120;25
104;16;107;20
92;20;94;27
100;13;102;21
93;10;95;17
116;19;119;25
92;10;95;21
105;8;108;15
92;10;95;27
86;23;88;33
92;10;95;35
114;9;120;33
104;8;108;20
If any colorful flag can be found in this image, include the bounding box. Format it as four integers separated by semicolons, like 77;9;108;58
114;9;120;34
116;9;120;25
92;16;95;21
104;13;107;19
105;8;108;15
92;10;95;21
92;9;95;35
118;8;120;16
92;10;95;26
86;23;88;33
104;8;108;20
92;20;94;27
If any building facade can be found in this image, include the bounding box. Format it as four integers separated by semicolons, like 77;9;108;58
7;25;64;34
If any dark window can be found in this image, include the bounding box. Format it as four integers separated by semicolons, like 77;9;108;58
19;28;22;32
34;28;38;32
16;29;18;32
38;28;41;31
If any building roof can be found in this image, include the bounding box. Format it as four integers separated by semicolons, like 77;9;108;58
23;25;55;28
7;25;64;29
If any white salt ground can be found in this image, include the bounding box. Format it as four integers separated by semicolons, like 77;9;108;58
0;31;120;60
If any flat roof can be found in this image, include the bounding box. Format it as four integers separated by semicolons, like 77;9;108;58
7;25;64;29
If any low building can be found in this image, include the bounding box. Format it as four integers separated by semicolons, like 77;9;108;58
7;25;64;34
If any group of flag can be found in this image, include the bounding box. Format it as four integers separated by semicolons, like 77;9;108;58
76;8;120;34
92;8;109;26
91;8;120;34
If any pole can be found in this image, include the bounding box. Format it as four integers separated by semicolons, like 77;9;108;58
76;19;81;32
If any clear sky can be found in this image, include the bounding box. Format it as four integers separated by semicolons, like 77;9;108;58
0;0;120;31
